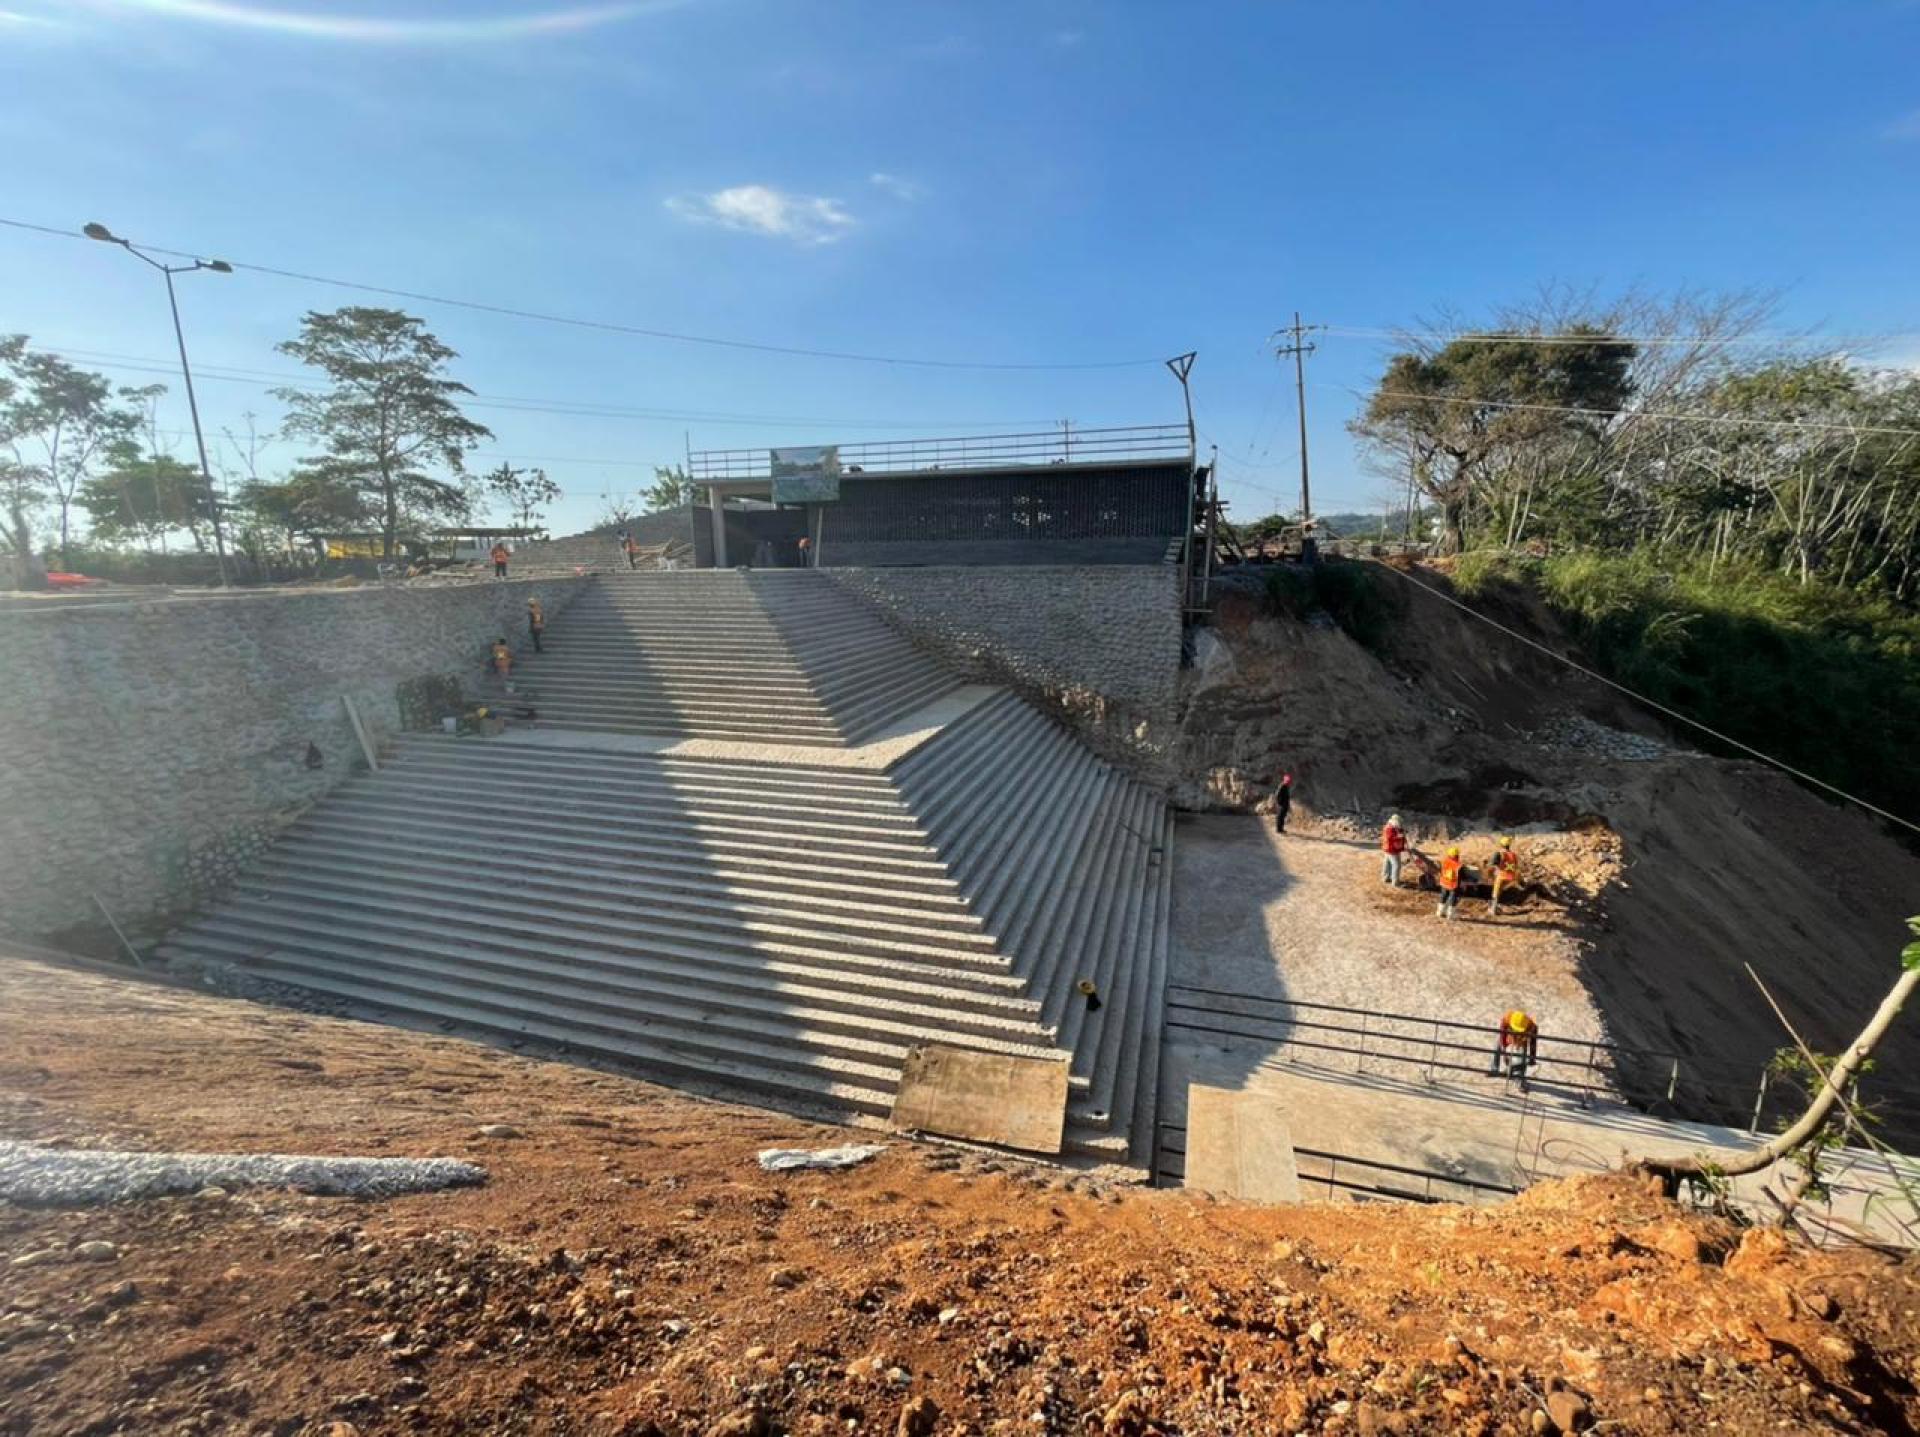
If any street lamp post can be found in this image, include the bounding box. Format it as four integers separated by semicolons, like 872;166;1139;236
84;221;235;587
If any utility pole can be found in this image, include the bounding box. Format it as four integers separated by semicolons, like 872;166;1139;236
85;221;235;587
1272;314;1323;561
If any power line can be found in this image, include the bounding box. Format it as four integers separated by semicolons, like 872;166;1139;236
1366;559;1920;838
1336;384;1920;441
1322;324;1920;351
0;216;1168;372
35;346;1077;431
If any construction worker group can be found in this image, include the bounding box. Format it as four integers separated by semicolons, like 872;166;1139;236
1379;814;1520;921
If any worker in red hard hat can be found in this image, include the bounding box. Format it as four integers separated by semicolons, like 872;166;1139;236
1491;1009;1539;1077
1380;813;1407;887
1435;844;1462;921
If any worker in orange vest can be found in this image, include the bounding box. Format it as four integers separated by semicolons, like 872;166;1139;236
526;597;546;653
490;540;511;578
1435;844;1463;921
1380;813;1407;887
1489;835;1520;916
489;636;513;681
1491;1009;1539;1076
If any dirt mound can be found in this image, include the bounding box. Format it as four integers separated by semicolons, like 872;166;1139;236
3;957;1917;1437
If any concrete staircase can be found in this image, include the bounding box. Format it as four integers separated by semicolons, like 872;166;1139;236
158;572;1171;1168
509;570;960;745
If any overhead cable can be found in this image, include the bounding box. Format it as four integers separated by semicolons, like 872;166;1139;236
0;216;1167;372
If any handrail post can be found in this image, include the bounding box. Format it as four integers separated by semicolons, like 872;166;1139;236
1750;1068;1770;1133
1426;1019;1439;1084
1357;1010;1370;1073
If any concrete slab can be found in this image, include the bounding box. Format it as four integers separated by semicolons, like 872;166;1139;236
488;684;1001;772
891;1043;1069;1154
1183;1083;1301;1203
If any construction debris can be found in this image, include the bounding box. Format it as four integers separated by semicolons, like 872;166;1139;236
0;1140;487;1206
755;1144;887;1172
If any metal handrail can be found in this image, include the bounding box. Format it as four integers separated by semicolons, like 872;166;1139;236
1165;984;1920;1135
688;423;1191;479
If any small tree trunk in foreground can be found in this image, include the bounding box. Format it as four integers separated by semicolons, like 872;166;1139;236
1642;965;1919;1184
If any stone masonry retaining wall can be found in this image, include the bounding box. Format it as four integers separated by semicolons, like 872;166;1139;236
0;576;588;945
824;565;1183;786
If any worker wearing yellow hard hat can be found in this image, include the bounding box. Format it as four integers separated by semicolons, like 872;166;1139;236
1489;835;1520;917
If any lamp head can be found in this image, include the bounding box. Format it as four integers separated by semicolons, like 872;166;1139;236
82;222;117;242
205;259;233;273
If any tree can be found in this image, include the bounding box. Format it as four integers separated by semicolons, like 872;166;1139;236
0;337;141;573
484;462;562;531
274;308;492;559
78;443;210;551
642;464;704;513
1350;327;1634;554
237;470;371;556
1641;917;1920;1190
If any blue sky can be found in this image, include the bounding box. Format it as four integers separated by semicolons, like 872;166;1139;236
2;0;1918;535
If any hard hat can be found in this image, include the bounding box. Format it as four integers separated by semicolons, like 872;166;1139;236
1388;813;1402;828
1446;845;1460;857
1500;835;1514;847
1508;1011;1532;1033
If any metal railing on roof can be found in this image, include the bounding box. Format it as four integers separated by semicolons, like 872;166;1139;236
687;423;1191;480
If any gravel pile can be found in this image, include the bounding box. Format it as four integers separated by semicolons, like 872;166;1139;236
0;1141;487;1206
1526;713;1673;762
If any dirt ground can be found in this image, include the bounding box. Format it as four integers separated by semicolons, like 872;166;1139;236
4;956;1918;1437
1169;814;1616;1043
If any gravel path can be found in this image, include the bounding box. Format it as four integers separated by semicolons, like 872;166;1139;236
0;1140;487;1206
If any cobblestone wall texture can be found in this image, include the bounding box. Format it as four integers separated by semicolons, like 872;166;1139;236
824;565;1183;784
0;576;587;944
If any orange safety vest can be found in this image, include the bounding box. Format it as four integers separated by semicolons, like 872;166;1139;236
1503;1010;1537;1040
1439;856;1462;891
491;544;510;563
527;602;544;628
491;642;511;669
1494;847;1519;880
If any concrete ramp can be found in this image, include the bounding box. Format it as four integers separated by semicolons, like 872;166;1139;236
1183;1084;1302;1203
892;1044;1069;1154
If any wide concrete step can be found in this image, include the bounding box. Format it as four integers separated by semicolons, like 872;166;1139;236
309;793;959;884
254;836;995;957
177;952;905;1115
389;743;911;813
504;663;821;696
511;693;842;728
391;735;901;795
288;813;980;920
247;852;1006;969
166;897;1042;1044
531;715;853;747
352;773;935;853
181;893;1019;1023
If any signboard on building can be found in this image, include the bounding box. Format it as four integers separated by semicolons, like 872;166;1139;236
770;445;841;504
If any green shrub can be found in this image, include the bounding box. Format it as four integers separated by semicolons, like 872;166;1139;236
1264;560;1402;651
1509;553;1920;825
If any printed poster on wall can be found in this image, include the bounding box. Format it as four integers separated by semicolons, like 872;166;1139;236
770;445;842;504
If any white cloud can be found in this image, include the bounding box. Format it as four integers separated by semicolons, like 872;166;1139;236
1885;108;1920;141
665;185;857;245
868;172;924;202
73;0;665;43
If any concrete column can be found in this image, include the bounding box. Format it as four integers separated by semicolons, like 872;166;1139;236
709;493;728;568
